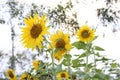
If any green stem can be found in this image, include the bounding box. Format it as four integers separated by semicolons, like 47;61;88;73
68;60;70;74
85;51;89;73
51;50;56;80
93;49;96;70
43;36;56;80
85;43;90;73
67;52;72;80
94;55;96;70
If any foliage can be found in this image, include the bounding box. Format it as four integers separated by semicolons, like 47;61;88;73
97;0;120;27
48;0;79;35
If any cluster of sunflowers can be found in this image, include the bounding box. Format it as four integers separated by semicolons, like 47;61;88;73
6;14;96;80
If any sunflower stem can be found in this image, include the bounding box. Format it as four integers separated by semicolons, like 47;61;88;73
85;43;90;73
43;36;57;80
51;50;57;80
67;52;72;80
92;47;96;70
85;51;88;73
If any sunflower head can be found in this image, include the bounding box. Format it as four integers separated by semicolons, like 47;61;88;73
77;25;95;42
6;69;17;80
57;71;69;80
30;23;42;39
20;72;37;80
20;73;27;80
50;30;71;51
32;60;40;70
21;14;49;50
56;38;65;49
49;30;71;61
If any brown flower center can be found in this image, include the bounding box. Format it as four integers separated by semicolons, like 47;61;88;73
30;24;42;39
8;71;14;78
81;30;89;38
56;39;65;48
61;73;66;78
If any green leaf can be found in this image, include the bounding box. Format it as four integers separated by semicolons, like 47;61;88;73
56;64;62;72
83;74;90;80
92;36;98;41
88;63;93;69
95;69;102;73
72;59;80;67
62;54;72;66
93;73;105;79
62;59;69;66
72;41;86;50
72;59;85;67
79;52;87;58
94;46;105;51
64;54;72;59
101;57;110;62
95;52;101;57
110;63;117;68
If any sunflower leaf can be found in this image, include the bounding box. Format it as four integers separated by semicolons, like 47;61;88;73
72;59;81;67
72;41;86;50
94;46;105;51
62;59;69;66
92;36;98;41
64;54;72;59
56;64;62;72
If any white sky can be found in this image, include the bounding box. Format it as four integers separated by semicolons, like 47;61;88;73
95;27;120;62
0;24;11;52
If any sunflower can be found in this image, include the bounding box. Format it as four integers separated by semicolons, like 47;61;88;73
20;73;28;80
57;71;69;80
49;30;71;60
77;25;95;42
32;60;40;70
21;14;49;50
54;50;64;61
6;69;17;80
20;72;37;80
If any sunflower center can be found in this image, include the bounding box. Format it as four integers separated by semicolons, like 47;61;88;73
61;73;66;78
30;24;42;39
82;30;89;38
8;71;14;78
56;39;65;48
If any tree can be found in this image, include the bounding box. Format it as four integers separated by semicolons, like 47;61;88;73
97;0;120;31
48;0;79;36
6;0;24;70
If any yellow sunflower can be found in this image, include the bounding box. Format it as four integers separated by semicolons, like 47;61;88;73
20;72;37;80
6;69;17;80
20;73;27;80
21;14;49;50
49;30;71;60
32;60;40;70
57;71;69;80
77;25;95;42
54;50;64;61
